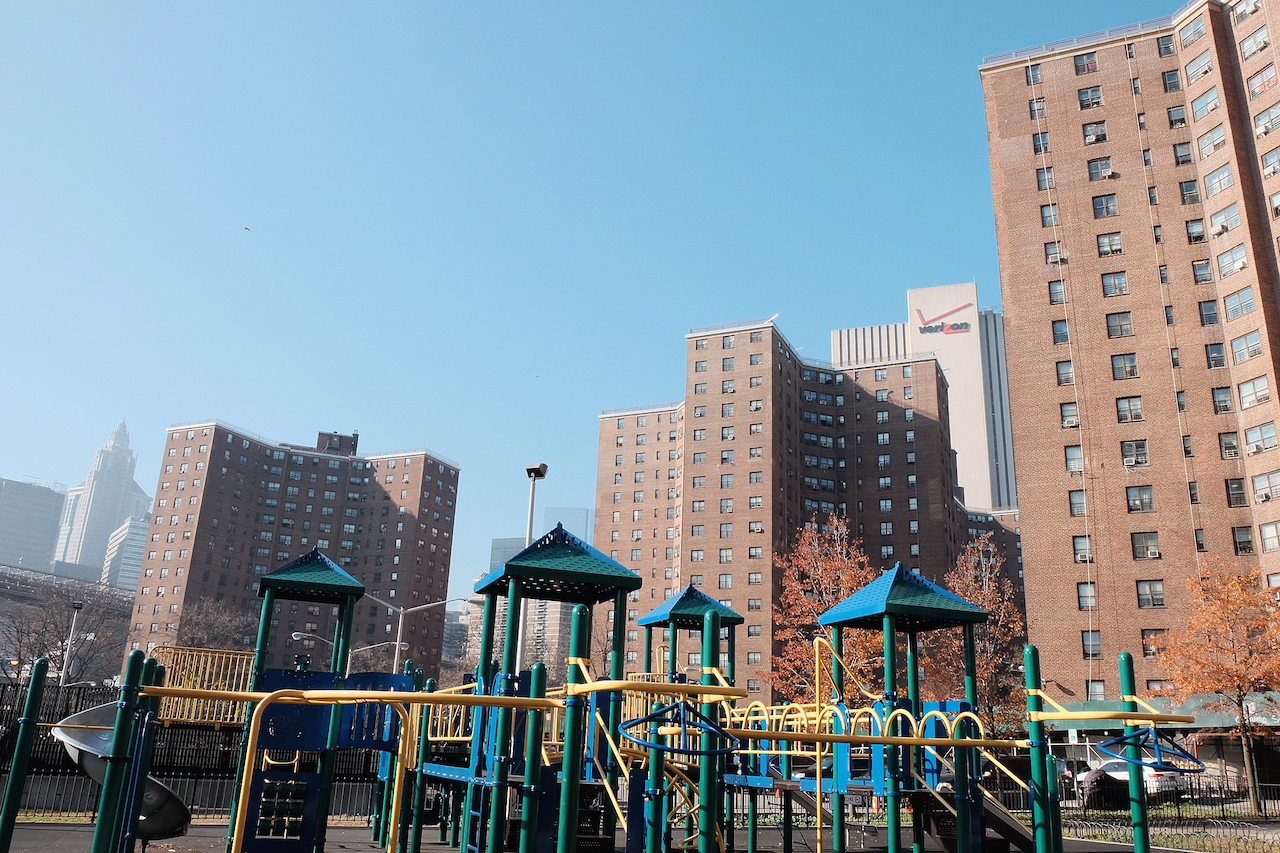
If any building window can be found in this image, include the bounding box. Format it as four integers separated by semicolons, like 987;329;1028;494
1127;485;1154;512
718;549;732;563
1192;87;1220;120
1030;97;1046;119
1097;232;1123;257
1137;580;1166;608
1066;445;1084;472
1084;120;1107;143
1243;25;1270;60
1053;320;1070;344
1240;376;1271;408
1244;420;1278;452
1077;581;1097;610
1207;343;1226;369
1078;86;1103;109
1250;64;1277;98
1093;195;1118;218
1142;629;1166;658
1123;439;1149;465
1226;286;1256;320
1116;396;1144;423
1235;526;1256;555
1038;167;1055;189
1205;164;1234;197
1073;535;1093;562
1200;301;1220;325
1082;631;1102;660
1193;258;1212;283
1033;131;1049;153
1086;681;1105;701
1169;106;1188;128
1132;531;1161;559
1261;522;1280;552
1074;52;1097;74
1199;123;1227;158
1111;353;1137;378
1218;244;1248;278
1057;361;1075;385
1049;280;1066;304
1106;312;1133;338
1069;490;1087;516
1041;204;1058;226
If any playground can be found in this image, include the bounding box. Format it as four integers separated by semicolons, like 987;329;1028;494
0;524;1207;853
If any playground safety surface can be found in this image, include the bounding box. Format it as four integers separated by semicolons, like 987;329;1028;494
1;822;1200;853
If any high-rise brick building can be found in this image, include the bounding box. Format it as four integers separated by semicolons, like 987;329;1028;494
982;2;1280;701
129;421;460;676
594;319;961;699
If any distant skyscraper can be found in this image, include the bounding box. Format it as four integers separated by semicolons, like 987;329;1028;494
102;516;148;589
54;422;151;573
0;478;65;569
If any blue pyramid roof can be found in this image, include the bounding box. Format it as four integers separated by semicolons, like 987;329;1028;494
475;523;643;605
818;562;987;632
637;583;745;628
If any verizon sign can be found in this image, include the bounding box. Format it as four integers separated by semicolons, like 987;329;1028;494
915;302;973;335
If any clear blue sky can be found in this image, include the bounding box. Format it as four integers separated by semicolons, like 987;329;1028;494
0;1;1171;601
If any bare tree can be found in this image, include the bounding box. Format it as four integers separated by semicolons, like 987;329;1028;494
174;600;260;651
0;581;131;684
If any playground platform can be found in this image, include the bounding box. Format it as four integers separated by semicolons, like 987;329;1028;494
0;823;1198;853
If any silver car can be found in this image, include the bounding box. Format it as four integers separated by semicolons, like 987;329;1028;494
1094;758;1185;801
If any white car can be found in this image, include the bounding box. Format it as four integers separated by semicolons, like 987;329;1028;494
1094;758;1185;801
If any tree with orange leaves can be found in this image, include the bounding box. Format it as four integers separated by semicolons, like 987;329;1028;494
770;513;882;703
920;532;1027;736
1154;559;1280;814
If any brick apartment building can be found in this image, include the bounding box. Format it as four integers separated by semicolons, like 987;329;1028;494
982;1;1280;701
129;422;460;677
594;319;963;697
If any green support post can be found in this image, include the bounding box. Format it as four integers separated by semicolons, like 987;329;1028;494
92;650;146;853
698;611;721;853
411;676;437;853
488;581;524;853
1024;645;1051;853
645;701;664;853
0;658;48;852
450;779;463;848
557;604;591;853
518;663;547;853
315;593;355;853
123;659;163;853
643;627;653;674
228;589;276;853
1119;652;1150;853
883;614;900;853
1046;751;1064;853
907;632;922;853
667;619;678;682
461;594;497;851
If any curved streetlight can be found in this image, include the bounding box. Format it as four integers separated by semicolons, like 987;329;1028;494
514;463;548;670
358;596;469;673
290;633;409;677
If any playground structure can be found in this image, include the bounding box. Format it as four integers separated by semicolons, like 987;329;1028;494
0;524;1206;853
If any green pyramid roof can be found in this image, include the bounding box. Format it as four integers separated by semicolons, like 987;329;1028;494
259;548;366;604
818;562;987;632
637;583;744;628
475;523;642;605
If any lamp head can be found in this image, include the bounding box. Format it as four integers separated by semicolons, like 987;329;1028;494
71;601;84;611
291;632;307;640
525;463;548;480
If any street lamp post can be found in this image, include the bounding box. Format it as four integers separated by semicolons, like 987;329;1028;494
514;463;548;671
358;596;469;673
290;634;410;678
60;601;84;687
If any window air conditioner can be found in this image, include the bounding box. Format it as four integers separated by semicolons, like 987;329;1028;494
1123;456;1137;466
1257;124;1272;137
1248;442;1265;454
1258;490;1273;502
1208;101;1218;111
1047;253;1061;263
1146;547;1161;558
1213;222;1229;235
1267;164;1280;177
1100;168;1113;177
1062;416;1080;428
1075;551;1093;563
1236;258;1249;271
1085;134;1097;143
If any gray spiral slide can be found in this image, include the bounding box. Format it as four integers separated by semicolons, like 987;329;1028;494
52;703;191;840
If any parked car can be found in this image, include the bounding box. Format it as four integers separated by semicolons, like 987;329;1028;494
1093;758;1185;802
